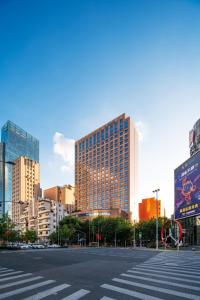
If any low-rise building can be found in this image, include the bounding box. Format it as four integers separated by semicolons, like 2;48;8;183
19;198;67;241
44;185;75;214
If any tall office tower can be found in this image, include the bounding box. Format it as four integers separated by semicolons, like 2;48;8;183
75;114;138;219
12;156;40;226
44;185;75;214
0;121;39;216
0;143;5;217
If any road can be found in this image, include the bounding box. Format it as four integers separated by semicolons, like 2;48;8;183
0;247;200;299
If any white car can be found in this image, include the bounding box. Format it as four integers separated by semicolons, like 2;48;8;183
32;244;45;249
48;244;61;248
19;244;31;250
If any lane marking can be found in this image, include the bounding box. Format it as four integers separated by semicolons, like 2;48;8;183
112;278;200;300
127;270;200;284
101;283;164;300
121;273;200;291
61;289;90;300
0;276;43;290
22;283;71;300
0;280;55;299
0;273;32;282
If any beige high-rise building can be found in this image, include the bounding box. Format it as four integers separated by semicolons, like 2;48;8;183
75;113;138;219
44;185;75;213
12;156;40;225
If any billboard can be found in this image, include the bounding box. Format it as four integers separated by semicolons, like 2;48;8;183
175;151;200;219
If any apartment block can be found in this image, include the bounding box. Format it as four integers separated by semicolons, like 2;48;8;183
12;156;41;226
44;185;75;214
139;197;161;221
75;114;138;219
20;198;67;241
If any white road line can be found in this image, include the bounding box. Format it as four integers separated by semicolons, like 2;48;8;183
0;280;55;299
0;273;32;282
0;276;43;290
137;266;200;276
127;270;200;284
132;267;200;279
100;297;116;300
141;263;200;271
0;270;14;274
112;278;200;300
0;269;8;272
0;271;23;277
121;273;200;291
61;289;90;300
22;283;71;300
101;283;164;300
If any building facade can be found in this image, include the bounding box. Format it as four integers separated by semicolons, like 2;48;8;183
19;198;67;241
0;121;39;216
44;185;75;214
12;156;40;226
75;114;138;219
139;197;161;221
175;119;200;246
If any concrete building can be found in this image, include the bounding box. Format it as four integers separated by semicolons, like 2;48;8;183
0;121;39;217
20;198;67;241
139;197;161;221
75;113;138;219
44;185;75;214
12;156;41;226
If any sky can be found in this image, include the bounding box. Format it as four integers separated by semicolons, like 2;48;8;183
0;0;200;217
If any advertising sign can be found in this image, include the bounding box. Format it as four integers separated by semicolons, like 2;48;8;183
175;151;200;219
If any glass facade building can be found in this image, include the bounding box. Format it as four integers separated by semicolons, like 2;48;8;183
0;121;39;216
75;114;138;218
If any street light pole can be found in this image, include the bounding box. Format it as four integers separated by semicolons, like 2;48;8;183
153;188;160;250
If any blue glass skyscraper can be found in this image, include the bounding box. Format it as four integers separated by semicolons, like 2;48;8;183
0;121;39;216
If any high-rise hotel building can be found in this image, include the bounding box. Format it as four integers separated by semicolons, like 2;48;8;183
75;114;138;219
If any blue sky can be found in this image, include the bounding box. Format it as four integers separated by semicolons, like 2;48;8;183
0;0;200;217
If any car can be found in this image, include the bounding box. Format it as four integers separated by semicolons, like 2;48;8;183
48;244;61;248
32;244;45;249
19;244;31;250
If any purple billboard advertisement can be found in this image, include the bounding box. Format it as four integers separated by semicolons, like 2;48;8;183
175;151;200;219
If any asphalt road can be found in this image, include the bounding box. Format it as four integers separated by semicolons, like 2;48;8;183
0;247;200;299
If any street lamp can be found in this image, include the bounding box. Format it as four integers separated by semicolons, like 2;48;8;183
153;188;160;250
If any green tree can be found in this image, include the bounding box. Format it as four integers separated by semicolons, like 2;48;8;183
23;230;37;243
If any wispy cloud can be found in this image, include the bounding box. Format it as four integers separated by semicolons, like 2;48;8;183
135;121;145;142
53;132;75;172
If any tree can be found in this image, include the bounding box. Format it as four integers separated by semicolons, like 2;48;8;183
0;213;19;244
23;230;37;243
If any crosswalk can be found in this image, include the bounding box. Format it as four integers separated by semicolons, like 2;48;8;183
0;266;91;300
1;250;200;299
100;251;200;299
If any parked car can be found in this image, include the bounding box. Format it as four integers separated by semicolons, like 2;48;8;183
19;244;32;250
32;244;45;249
48;244;61;248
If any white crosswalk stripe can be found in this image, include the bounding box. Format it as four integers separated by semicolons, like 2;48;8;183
61;289;90;300
112;277;200;300
22;283;71;300
0;271;23;277
101;283;164;300
100;297;116;300
0;280;55;299
100;251;200;300
0;273;32;282
0;270;14;274
0;276;43;290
